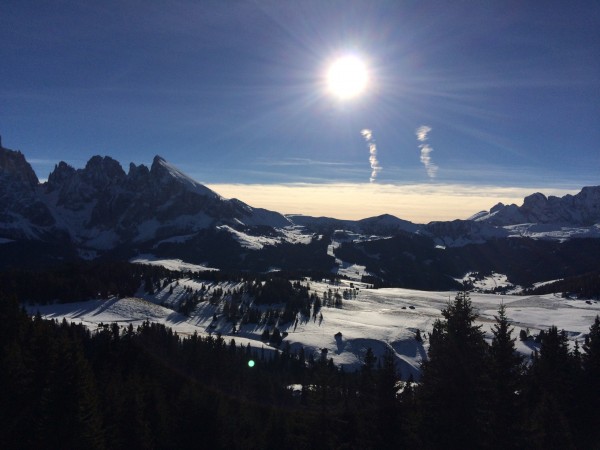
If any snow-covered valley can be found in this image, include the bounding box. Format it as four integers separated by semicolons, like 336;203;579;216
30;263;600;379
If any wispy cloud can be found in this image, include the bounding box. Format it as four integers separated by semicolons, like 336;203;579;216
416;125;438;178
259;157;352;167
361;129;382;182
416;125;431;142
360;129;372;141
27;158;60;165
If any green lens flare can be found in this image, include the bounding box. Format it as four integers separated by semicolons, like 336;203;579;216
247;360;255;368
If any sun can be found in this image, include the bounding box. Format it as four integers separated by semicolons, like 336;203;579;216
327;55;368;99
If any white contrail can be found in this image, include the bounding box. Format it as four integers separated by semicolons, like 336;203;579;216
416;125;431;142
361;129;372;141
361;128;381;182
416;125;438;178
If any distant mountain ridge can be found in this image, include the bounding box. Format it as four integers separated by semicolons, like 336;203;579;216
286;213;419;235
1;143;599;288
471;187;600;226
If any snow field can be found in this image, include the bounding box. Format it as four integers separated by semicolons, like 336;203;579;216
29;276;600;378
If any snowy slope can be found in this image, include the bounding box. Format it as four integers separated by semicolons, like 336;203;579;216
130;254;219;272
30;279;600;380
151;156;221;200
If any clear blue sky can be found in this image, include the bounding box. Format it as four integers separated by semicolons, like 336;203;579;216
1;1;599;220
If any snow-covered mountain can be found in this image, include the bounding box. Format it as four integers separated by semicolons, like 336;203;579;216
45;154;291;249
463;187;600;242
1;146;291;252
473;187;600;226
1;143;599;288
0;148;67;241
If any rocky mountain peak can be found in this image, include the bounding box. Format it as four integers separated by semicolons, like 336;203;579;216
573;186;600;225
149;154;219;199
0;146;56;238
577;186;600;206
47;161;76;191
149;155;171;180
0;146;39;188
473;186;600;227
127;162;150;182
152;155;166;165
489;202;505;213
82;156;126;188
150;155;172;178
522;192;547;210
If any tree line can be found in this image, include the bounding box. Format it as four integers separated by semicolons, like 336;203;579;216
0;261;342;306
1;289;600;448
523;269;600;299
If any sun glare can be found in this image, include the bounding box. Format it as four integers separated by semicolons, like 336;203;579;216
327;55;368;99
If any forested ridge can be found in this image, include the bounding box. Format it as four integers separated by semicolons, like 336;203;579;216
2;289;600;449
524;270;600;300
0;261;339;305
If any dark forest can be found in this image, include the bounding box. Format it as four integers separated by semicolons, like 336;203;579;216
2;287;599;449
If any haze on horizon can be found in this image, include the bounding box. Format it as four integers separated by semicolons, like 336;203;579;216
205;182;581;223
1;1;598;222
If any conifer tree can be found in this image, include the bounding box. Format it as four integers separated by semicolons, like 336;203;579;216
580;315;600;447
488;303;523;449
377;347;399;406
417;290;490;448
537;326;571;399
376;347;402;449
525;326;576;448
582;315;600;382
359;347;377;403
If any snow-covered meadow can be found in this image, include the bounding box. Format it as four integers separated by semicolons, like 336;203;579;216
29;259;600;379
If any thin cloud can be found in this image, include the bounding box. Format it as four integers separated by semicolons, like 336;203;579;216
260;157;352;167
27;158;60;165
416;125;431;142
416;125;438;178
361;129;382;182
419;144;438;178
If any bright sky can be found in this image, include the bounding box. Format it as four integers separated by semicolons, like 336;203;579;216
1;1;598;222
206;183;579;223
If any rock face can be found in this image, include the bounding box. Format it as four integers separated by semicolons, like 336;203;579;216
0;147;39;187
0;145;290;250
0;147;60;240
473;187;600;226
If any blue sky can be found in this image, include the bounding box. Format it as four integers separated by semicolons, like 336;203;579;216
1;1;599;221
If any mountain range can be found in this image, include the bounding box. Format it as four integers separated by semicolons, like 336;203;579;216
1;143;599;289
